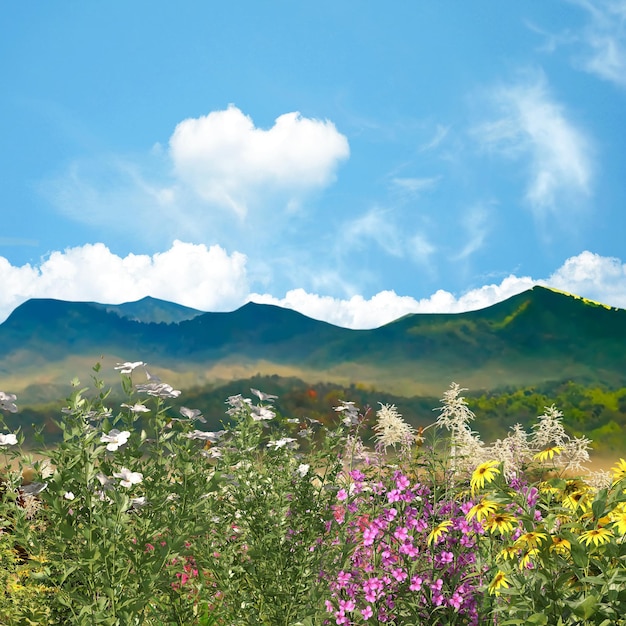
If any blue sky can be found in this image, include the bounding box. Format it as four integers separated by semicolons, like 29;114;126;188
1;1;626;328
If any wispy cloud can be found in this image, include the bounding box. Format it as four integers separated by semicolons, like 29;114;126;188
341;207;405;258
453;203;491;261
340;207;437;268
419;124;450;152
570;0;626;88
473;70;592;218
390;176;441;197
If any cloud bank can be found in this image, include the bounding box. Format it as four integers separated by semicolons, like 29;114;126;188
0;241;249;321
1;244;625;329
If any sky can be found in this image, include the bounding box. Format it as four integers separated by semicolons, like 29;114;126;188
1;1;626;329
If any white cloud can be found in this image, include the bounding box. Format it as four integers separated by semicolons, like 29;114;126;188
0;241;249;322
169;105;350;217
570;0;626;88
43;106;349;243
548;249;626;306
474;71;592;217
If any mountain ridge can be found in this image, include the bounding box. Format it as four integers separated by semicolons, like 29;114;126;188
1;286;625;404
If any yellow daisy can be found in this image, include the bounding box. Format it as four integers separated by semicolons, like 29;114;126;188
561;486;591;513
427;520;453;546
611;511;626;535
580;526;613;547
514;531;548;550
549;536;571;555
488;570;510;596
465;498;498;522
496;546;519;562
519;548;540;570
485;512;518;536
533;446;563;462
612;458;626;484
470;461;500;494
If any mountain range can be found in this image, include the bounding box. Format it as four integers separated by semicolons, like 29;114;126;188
1;286;625;409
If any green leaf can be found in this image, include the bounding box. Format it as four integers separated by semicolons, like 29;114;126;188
526;613;549;625
592;488;608;520
569;594;599;620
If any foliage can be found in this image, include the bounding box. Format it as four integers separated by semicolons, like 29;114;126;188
1;367;626;624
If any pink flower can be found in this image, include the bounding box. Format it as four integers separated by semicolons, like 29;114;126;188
409;575;423;591
337;488;348;501
361;605;373;619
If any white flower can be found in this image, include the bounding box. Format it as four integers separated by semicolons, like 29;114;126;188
21;482;47;496
130;496;147;509
0;392;18;413
100;429;131;452
373;403;415;454
201;448;222;459
114;361;146;374
121;403;150;413
135;382;181;399
251;388;278;402
180;406;206;422
267;437;297;449
334;401;360;426
113;467;143;488
95;472;113;489
64;491;75;500
250;405;275;421
185;429;225;442
0;433;17;446
297;463;310;477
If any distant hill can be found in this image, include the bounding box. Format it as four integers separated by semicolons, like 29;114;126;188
1;286;625;401
90;296;205;324
1;286;626;446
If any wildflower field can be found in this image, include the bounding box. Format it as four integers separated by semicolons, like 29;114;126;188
1;362;626;625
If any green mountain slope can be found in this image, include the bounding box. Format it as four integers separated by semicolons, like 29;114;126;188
1;286;625;404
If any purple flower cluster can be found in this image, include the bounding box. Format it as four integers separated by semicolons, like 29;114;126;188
325;469;487;625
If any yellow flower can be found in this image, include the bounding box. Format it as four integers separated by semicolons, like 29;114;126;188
580;526;613;547
533;446;563;462
612;458;626;484
514;531;548;550
485;512;518;536
519;548;540;570
488;570;510;595
611;511;626;535
549;536;571;555
466;499;498;523
561;482;591;513
470;461;500;494
496;546;519;562
427;520;453;546
538;481;559;496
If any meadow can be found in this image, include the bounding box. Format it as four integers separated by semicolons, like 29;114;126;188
1;362;626;625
